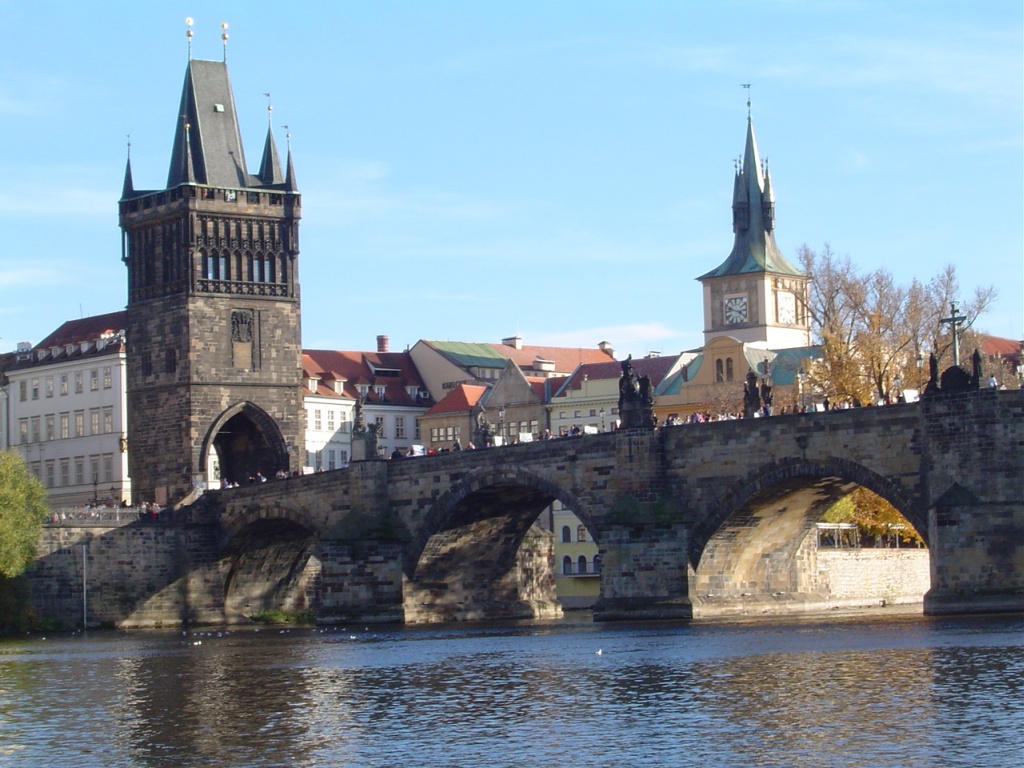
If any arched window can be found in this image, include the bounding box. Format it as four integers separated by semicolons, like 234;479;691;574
561;526;572;543
577;555;588;574
716;359;724;383
726;357;734;382
562;555;572;575
577;525;587;542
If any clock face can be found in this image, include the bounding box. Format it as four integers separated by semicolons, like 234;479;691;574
777;291;796;324
724;296;748;324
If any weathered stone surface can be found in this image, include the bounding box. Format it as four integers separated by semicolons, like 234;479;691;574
24;391;1023;627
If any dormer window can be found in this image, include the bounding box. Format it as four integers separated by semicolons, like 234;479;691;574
406;385;419;398
307;377;320;391
357;384;369;398
374;384;386;399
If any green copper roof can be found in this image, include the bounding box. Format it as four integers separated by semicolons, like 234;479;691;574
699;116;803;280
426;340;508;369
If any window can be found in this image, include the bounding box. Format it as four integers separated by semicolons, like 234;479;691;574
60;459;70;487
75;458;84;486
339;450;348;466
577;555;589;574
561;526;572;543
90;457;100;486
328;449;336;471
327;411;335;432
374;384;386;399
726;357;734;382
45;377;54;398
103;454;113;483
31;417;40;443
577;525;587;542
19;381;27;401
60;374;68;395
74;411;84;437
314;409;322;431
19;419;28;444
90;409;100;436
30;463;41;481
90;370;99;391
562;556;573;575
45;462;55;488
31;378;39;400
589;409;597;417
573;410;581;418
103;407;113;434
45;415;54;441
375;416;385;436
75;372;83;394
716;359;724;383
558;411;565;419
395;416;406;439
415;419;421;441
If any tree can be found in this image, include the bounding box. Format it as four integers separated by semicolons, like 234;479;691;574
0;451;50;578
822;488;925;547
799;245;997;402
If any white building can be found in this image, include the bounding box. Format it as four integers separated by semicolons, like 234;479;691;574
4;312;131;507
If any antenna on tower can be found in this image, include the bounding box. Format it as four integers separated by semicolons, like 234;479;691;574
186;17;194;60
221;22;229;61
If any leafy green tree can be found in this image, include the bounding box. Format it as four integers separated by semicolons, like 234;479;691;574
822;488;925;547
0;450;50;577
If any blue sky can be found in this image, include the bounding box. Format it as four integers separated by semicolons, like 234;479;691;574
1;1;1020;360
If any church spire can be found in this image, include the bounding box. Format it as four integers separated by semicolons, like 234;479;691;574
258;97;284;185
121;139;135;200
699;108;801;279
284;129;298;192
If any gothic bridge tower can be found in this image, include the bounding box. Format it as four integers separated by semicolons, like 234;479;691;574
120;44;303;506
698;105;810;350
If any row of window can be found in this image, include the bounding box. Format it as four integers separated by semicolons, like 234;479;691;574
19;408;116;444
561;555;601;576
430;425;460;444
18;368;113;401
30;453;115;489
556;408;618;420
560;525;588;543
201;252;285;284
308;410;417;441
306;447;350;472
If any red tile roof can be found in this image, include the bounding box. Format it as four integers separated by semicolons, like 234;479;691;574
555;355;680;396
302;349;432;407
488;343;614;372
979;334;1022;357
36;311;127;348
423;384;488;416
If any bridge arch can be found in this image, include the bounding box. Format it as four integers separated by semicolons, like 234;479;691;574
413;465;592;569
690;455;923;569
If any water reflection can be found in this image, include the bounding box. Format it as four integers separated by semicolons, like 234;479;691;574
1;613;1020;768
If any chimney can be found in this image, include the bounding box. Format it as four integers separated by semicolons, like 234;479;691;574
377;335;389;353
598;340;614;358
501;335;523;350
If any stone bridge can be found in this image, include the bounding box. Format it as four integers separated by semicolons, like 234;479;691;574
26;390;1024;627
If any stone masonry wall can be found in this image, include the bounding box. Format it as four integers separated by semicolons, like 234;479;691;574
817;549;930;605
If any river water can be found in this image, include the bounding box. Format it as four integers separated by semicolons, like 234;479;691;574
1;609;1020;768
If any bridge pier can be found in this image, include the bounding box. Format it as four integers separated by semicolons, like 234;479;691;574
921;390;1024;615
593;523;692;621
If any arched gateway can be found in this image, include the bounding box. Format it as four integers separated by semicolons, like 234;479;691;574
203;402;290;487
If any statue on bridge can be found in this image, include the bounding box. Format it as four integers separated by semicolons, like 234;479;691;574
618;355;656;429
351;399;381;460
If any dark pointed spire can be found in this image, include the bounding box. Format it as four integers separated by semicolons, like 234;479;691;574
258;103;284;185
700;110;801;280
284;130;298;192
167;59;249;188
121;139;135;200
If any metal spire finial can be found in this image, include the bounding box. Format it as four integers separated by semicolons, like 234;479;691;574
221;22;229;61
186;17;194;60
741;83;751;118
264;93;273;125
283;125;291;151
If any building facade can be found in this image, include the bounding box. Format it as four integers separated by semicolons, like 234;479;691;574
120;54;303;505
4;313;131;507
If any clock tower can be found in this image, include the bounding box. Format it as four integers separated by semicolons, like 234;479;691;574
698;109;810;350
120;42;303;506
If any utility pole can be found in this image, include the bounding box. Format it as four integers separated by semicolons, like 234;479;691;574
940;302;967;368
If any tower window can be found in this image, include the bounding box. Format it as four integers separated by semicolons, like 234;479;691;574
726;357;734;382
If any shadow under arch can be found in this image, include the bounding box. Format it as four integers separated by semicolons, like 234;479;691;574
202;401;290;487
690;456;924;569
410;464;592;574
